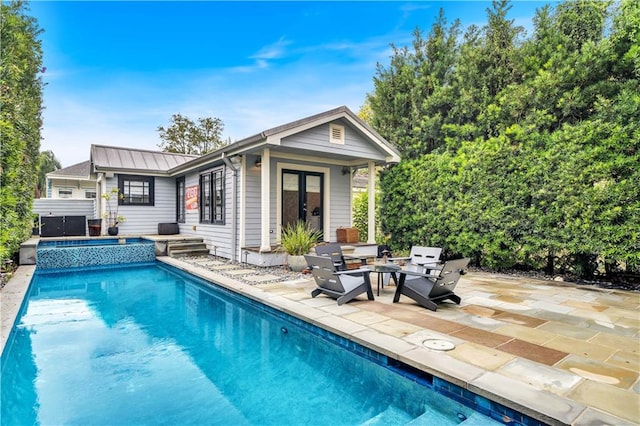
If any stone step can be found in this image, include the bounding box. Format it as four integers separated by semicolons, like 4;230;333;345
166;238;208;258
168;242;207;250
169;248;210;258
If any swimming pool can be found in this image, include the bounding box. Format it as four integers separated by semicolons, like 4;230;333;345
2;262;506;425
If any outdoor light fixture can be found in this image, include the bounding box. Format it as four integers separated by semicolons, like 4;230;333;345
255;156;262;168
341;166;350;175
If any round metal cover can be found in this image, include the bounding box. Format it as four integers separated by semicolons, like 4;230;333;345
422;339;455;351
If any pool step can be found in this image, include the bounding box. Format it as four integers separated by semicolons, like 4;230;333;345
361;406;413;425
167;239;209;258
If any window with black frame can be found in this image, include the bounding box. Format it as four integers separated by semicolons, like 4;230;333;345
199;167;224;224
176;177;185;223
118;175;154;206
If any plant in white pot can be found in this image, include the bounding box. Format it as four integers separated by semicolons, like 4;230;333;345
280;221;323;272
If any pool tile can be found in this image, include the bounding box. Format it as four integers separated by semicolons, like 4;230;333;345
496;339;568;365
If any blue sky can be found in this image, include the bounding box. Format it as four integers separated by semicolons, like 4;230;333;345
29;1;550;167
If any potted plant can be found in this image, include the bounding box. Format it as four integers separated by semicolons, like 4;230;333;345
102;188;126;236
280;220;323;272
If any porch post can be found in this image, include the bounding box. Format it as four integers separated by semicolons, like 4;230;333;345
367;161;376;244
260;148;271;252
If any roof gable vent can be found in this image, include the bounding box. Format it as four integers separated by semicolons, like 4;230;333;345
330;123;345;145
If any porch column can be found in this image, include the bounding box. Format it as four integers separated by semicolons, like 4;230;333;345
97;173;106;235
367;161;376;244
260;148;271;252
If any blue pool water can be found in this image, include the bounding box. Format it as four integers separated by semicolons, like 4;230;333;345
2;262;506;425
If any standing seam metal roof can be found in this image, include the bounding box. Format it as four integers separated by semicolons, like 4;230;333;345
91;145;198;173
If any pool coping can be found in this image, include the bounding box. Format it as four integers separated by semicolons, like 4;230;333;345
157;257;587;426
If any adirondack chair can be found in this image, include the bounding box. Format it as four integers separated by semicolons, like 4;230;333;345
393;258;470;311
305;255;374;305
314;243;349;271
389;246;442;273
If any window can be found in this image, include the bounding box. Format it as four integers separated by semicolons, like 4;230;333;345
329;123;345;144
85;191;96;199
176;177;185;223
118;175;154;206
58;188;73;198
199;168;224;224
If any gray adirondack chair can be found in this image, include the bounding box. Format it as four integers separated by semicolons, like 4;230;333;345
393;258;470;311
305;255;374;305
314;243;348;271
389;246;442;273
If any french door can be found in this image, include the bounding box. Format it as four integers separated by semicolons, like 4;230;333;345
282;170;323;234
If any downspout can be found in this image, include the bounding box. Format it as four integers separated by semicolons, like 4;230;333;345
222;153;239;262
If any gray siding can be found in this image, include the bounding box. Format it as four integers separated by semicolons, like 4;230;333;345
281;120;387;161
33;199;97;220
105;176;176;235
241;157;353;247
180;166;237;260
244;155;262;248
328;164;352;240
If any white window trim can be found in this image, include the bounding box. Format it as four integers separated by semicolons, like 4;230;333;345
329;123;345;145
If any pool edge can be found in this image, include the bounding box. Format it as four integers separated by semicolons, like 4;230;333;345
1;265;35;356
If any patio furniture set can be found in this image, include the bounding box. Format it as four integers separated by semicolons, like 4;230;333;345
306;244;470;310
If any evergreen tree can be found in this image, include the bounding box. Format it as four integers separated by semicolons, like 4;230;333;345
0;1;44;268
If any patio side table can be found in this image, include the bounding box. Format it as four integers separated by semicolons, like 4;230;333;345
366;263;401;296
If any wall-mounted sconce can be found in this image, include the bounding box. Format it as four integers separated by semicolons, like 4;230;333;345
341;166;350;175
255;156;262;168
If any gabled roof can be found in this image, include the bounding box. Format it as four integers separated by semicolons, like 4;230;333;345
172;105;401;174
91;145;198;175
46;160;92;180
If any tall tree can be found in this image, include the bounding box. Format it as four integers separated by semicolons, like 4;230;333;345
0;0;44;268
157;114;226;155
35;150;61;198
373;0;639;279
368;9;460;157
